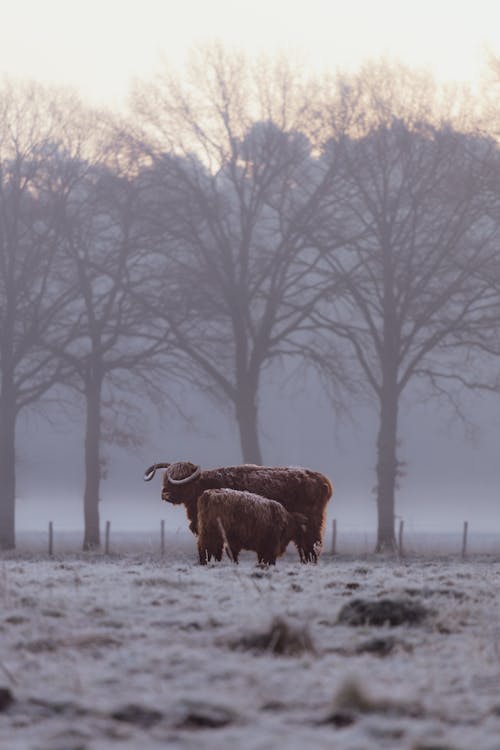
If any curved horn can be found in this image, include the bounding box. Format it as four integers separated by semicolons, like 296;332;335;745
167;465;201;485
143;463;171;482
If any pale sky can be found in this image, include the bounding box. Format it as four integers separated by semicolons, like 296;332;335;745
1;0;500;108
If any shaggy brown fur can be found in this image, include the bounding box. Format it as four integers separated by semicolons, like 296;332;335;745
144;462;333;562
197;489;307;565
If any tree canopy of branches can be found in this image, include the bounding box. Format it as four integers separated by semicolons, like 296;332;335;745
130;47;344;462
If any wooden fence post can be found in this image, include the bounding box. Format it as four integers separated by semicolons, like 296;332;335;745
462;521;468;559
105;521;111;555
48;521;53;557
160;520;165;556
398;519;404;558
331;519;337;555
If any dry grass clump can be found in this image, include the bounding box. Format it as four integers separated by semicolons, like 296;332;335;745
324;677;423;727
229;616;315;656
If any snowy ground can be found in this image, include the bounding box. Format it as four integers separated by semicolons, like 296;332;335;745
2;535;500;749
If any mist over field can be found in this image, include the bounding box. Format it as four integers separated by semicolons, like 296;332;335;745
14;372;500;536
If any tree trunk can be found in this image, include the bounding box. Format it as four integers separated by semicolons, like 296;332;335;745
82;374;102;550
236;386;262;464
0;388;16;550
375;386;399;552
375;244;401;553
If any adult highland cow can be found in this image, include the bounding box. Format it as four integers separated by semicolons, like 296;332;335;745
143;461;333;562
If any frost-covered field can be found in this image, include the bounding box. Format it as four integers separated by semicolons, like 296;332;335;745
2;538;500;750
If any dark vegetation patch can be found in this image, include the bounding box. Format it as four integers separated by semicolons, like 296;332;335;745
325;710;356;728
21;638;58;653
67;634;122;649
179;620;202;631
99;619;124;629
322;634;412;657
111;703;163;728
354;635;412;656
37;728;90;750
229;616;315;656
337;598;429;627
260;700;288;712
133;577;182;588
175;700;238;729
19;634;121;653
411;744;458;750
250;569;272;579
36;742;87;750
0;687;13;712
369;725;406;741
25;697;88;720
41;608;65;618
326;580;363;591
151;618;212;631
19;596;37;608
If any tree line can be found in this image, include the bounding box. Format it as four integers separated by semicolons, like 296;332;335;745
2;50;500;552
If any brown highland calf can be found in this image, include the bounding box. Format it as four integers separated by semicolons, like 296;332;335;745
197;489;308;565
143;462;333;562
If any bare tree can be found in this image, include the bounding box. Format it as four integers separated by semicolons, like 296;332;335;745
309;68;497;550
0;82;85;549
130;47;342;463
54;155;167;550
